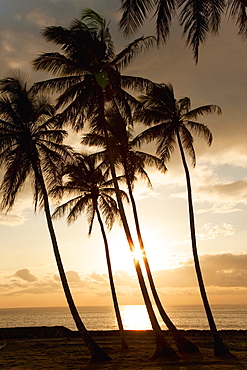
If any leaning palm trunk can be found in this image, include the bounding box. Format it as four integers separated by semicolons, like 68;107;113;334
32;159;111;363
124;168;199;353
97;88;178;360
176;129;231;357
95;206;129;350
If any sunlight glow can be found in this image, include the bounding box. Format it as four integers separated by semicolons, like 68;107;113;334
120;305;151;330
108;227;177;274
131;247;144;264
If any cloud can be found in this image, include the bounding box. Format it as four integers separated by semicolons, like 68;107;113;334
153;253;247;289
172;222;235;245
0;213;25;226
168;164;247;214
53;274;60;281
14;269;37;282
212;178;247;195
0;281;28;291
197;223;235;240
0;267;139;300
66;270;82;283
96;290;111;298
2;271;61;296
87;272;111;289
0;253;246;303
199;253;247;271
196;178;247;213
113;270;137;287
26;9;56;27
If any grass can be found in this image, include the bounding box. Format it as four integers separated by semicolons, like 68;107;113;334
0;330;246;369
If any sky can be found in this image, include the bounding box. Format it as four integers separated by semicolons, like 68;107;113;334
0;0;247;309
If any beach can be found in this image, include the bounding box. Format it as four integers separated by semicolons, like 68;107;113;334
0;328;246;369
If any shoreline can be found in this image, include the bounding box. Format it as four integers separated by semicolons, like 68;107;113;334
0;327;246;369
0;325;247;339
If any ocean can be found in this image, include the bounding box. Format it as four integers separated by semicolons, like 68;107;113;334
0;304;246;331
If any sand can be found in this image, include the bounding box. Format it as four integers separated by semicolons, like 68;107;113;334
0;328;246;369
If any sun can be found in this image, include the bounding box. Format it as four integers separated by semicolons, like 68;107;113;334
131;247;144;263
107;230;142;274
107;225;176;274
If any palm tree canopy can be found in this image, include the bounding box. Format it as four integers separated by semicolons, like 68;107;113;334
0;75;72;211
32;9;155;131
51;153;128;234
118;0;247;62
135;83;221;166
82;107;167;189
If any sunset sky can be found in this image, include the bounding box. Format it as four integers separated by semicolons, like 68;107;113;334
0;0;247;309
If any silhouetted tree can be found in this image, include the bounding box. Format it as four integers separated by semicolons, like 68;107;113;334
51;153;129;350
32;10;178;359
135;82;231;356
83;107;200;353
0;75;111;363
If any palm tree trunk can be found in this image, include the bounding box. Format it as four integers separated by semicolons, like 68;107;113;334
32;159;111;363
176;129;231;357
96;85;179;360
124;168;199;353
95;206;129;350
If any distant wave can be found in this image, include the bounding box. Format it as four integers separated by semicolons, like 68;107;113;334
0;304;246;331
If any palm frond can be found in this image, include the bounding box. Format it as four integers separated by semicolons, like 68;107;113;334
118;0;155;36
208;0;225;34
135;150;167;173
135;165;153;189
98;195;119;230
184;104;222;120
52;196;85;221
178;0;210;62
71;196;91;224
81;8;105;27
42;25;75;46
82;133;106;148
227;0;247;39
155;0;176;43
186;121;213;145
121;75;155;93
134;122;166;146
178;97;191;115
179;125;196;166
114;89;142;119
49;153;126;234
33;52;83;76
156;131;176;162
55;78;92;109
0;152;31;211
114;36;156;71
0;75;72;213
0;97;23;127
0;76;29;99
32;76;81;95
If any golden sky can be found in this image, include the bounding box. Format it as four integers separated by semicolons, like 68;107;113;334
0;0;247;308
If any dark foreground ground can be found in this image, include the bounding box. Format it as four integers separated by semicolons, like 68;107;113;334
0;327;246;369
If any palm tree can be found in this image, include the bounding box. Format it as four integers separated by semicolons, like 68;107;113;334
135;82;232;356
83;107;200;353
0;75;111;363
51;153;129;350
119;0;247;62
32;9;179;360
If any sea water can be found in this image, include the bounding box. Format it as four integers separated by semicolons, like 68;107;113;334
0;304;246;331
